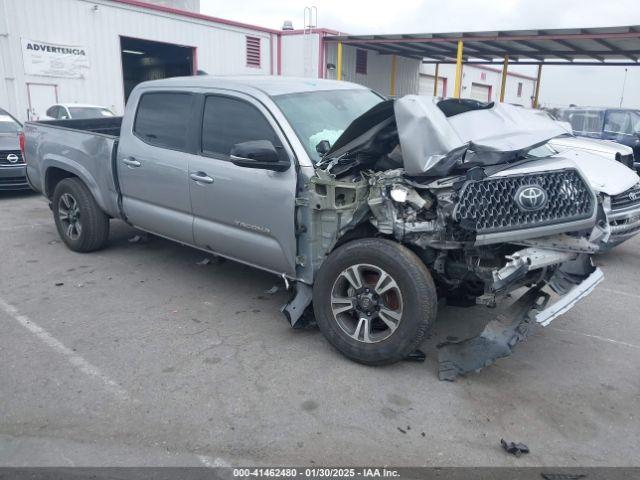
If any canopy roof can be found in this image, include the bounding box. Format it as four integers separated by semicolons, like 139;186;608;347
325;25;640;65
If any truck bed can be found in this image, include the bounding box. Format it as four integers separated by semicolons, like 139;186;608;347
24;117;123;219
37;117;123;137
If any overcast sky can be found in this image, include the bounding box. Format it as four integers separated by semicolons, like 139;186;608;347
200;0;640;108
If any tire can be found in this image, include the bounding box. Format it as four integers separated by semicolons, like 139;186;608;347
52;177;110;252
313;238;437;366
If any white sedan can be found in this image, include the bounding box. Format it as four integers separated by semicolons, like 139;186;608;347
42;104;116;120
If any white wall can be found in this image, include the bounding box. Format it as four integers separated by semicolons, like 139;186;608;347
419;63;537;105
0;0;275;121
281;33;320;78
145;0;200;12
325;44;420;97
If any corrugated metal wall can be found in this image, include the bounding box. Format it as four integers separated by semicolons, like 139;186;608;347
281;34;320;78
2;0;275;120
325;43;420;96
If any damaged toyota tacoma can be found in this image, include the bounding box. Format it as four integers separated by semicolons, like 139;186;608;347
22;77;640;380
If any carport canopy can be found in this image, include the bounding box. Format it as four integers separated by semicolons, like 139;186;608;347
325;25;640;104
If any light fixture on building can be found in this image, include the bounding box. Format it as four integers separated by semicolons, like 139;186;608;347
282;20;294;31
326;63;336;70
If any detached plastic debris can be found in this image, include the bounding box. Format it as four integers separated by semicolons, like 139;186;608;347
541;474;586;480
500;438;530;457
437;287;542;381
128;233;150;244
196;255;226;266
404;349;426;362
264;285;280;295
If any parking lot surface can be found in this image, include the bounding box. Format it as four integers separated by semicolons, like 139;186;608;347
1;190;639;467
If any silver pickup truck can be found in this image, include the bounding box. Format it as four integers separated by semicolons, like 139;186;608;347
23;76;640;380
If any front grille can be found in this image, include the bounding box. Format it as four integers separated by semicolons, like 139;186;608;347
0;150;24;165
454;169;594;234
611;183;640;211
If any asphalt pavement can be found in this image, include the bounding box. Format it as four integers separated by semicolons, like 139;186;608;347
0;190;638;467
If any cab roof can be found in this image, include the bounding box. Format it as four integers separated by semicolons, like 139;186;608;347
138;75;370;97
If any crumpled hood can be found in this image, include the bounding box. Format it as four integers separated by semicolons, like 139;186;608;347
394;96;568;175
492;149;639;196
324;96;569;176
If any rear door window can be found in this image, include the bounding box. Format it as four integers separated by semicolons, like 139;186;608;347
201;95;280;158
46;106;59;118
604;111;633;134
134;92;193;151
569;111;603;133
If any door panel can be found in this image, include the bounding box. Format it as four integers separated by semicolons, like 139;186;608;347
190;93;298;275
27;83;57;120
190;159;298;274
118;137;195;243
117;91;197;244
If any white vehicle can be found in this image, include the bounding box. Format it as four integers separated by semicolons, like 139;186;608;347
532;108;635;167
43;104;116;121
529;139;640;252
549;133;635;169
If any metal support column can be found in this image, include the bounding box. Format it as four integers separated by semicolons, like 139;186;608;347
453;40;464;98
390;54;397;97
533;64;542;108
433;63;439;96
336;41;343;81
499;55;508;102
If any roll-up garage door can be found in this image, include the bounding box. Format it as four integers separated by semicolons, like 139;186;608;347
419;75;446;97
470;83;491;102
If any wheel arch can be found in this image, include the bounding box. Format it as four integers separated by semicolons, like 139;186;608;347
43;163;110;215
45;167;77;199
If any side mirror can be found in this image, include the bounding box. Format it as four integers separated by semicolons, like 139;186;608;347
316;140;331;155
230;140;290;172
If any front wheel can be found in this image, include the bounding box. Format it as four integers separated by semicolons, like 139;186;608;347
52;177;110;252
313;238;437;365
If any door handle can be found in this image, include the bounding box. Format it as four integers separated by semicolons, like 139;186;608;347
190;172;214;184
122;157;141;168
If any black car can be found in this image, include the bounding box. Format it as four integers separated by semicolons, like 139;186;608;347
556;107;640;168
0;108;29;190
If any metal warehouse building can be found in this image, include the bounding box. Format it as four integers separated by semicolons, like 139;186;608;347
0;0;281;121
0;0;537;123
419;63;536;104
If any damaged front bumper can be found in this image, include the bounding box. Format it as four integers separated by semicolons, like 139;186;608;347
592;184;640;252
438;255;603;381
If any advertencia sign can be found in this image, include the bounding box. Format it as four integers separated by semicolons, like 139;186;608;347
21;39;90;78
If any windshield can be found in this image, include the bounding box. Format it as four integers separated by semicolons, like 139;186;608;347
0;114;21;134
68;107;115;119
273;89;383;163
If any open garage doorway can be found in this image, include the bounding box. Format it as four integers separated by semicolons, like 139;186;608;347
120;36;195;103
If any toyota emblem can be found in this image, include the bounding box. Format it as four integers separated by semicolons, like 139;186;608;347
515;185;548;211
6;153;19;164
629;191;640;201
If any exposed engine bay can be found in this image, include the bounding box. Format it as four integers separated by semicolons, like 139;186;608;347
287;97;623;379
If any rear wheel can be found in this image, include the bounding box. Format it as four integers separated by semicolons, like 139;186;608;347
52;178;110;252
313;238;437;365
